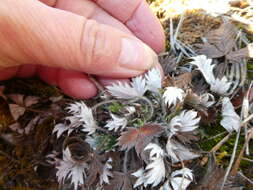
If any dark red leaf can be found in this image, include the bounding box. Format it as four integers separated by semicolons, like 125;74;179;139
8;94;24;105
118;124;164;155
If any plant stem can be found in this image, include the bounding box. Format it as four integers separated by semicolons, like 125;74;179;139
241;112;253;126
91;99;120;111
123;150;129;173
231;127;253;175
136;96;154;122
220;125;242;189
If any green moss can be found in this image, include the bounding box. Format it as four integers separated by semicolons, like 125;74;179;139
108;102;123;113
198;123;226;151
248;60;253;79
96;133;117;152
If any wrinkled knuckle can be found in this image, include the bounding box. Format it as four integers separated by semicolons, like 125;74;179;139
80;19;106;70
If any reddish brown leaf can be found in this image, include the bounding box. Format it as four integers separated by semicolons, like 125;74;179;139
8;116;40;135
118;124;164;155
176;132;199;144
197;22;237;58
227;43;253;61
9;122;23;134
104;172;134;190
195;156;247;190
232;88;253;109
174;72;192;89
8;94;39;107
24;96;39;107
199;108;217;125
8;94;24;105
86;154;104;186
9;104;26;121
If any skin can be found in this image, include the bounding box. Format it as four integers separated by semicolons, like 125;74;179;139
0;0;165;99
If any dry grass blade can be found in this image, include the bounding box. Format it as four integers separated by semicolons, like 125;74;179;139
231;127;253;176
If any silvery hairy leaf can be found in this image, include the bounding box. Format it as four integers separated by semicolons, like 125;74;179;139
64;102;97;135
132;143;165;188
163;87;185;107
159;168;193;190
220;97;240;132
100;158;113;185
166;139;199;163
56;148;88;190
200;93;215;107
170;168;193;190
104;114;128;132
106;76;147;99
169;110;200;136
145;67;162;93
190;55;215;84
190;55;231;95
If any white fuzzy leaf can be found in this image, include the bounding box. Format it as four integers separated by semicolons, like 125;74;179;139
106;82;141;99
144;143;164;159
166;139;199;163
104;114;128;132
177;110;200;132
106;76;147;99
53;123;68;138
125;106;136;115
132;168;145;188
159;180;172;190
200;93;215;107
169;110;200;136
56;148;87;190
65;102;97;135
170;168;193;190
163;87;185;107
145;67;162;93
144;157;166;187
190;55;215;84
221;97;240;132
190;55;231;95
210;76;232;95
133;143;165;188
66;102;84;114
131;76;147;96
100;158;113;185
74;102;97;135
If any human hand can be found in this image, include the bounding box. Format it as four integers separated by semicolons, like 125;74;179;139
0;0;165;98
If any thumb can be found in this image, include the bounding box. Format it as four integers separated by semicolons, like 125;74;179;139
0;0;158;78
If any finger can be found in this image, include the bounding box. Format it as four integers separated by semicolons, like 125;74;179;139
37;66;59;86
57;69;98;99
0;67;19;81
54;0;133;35
91;0;165;52
40;0;164;52
0;0;157;78
37;66;98;99
15;64;37;78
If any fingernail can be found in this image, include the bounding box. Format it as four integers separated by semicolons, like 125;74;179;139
119;38;158;70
